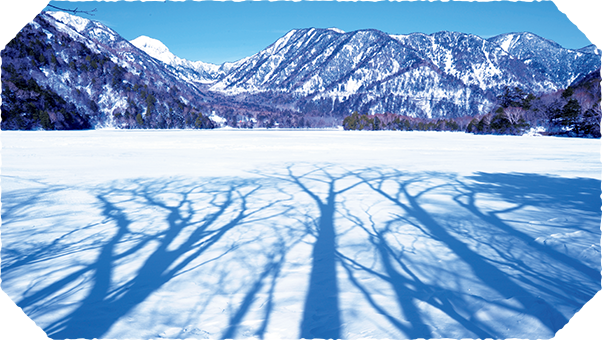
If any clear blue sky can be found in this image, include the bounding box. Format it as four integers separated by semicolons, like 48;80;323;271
46;1;591;65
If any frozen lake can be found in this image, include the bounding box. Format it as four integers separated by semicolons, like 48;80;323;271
1;130;601;339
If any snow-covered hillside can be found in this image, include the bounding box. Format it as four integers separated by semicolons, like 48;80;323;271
0;11;220;130
130;35;223;84
209;28;600;118
579;41;602;55
5;11;600;129
487;32;600;87
1;130;600;339
87;16;602;121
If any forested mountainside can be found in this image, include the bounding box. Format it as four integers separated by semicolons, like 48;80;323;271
1;11;600;131
0;12;217;130
343;68;601;138
211;28;599;121
202;28;598;126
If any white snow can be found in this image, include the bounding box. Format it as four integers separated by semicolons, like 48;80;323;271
1;130;600;340
389;34;409;44
498;33;518;53
46;11;90;33
29;20;41;30
130;35;175;65
208;112;227;126
42;12;101;55
327;27;345;34
130;35;221;83
267;30;297;55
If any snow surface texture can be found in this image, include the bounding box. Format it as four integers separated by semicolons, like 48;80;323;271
1;130;600;339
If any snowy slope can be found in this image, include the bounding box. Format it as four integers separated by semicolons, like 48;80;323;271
1;11;221;130
5;11;599;126
44;11;107;52
488;32;601;87
579;41;602;55
391;31;555;92
42;12;599;105
1;130;600;339
130;35;223;84
209;28;599;118
46;11;144;70
209;28;494;118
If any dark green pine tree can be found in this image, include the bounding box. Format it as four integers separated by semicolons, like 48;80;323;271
557;98;581;131
136;113;144;126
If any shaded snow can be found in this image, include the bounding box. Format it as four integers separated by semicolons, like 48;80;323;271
1;130;600;340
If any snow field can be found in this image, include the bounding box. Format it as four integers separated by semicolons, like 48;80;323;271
1;130;600;339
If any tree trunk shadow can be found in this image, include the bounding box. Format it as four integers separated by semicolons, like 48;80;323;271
358;170;576;336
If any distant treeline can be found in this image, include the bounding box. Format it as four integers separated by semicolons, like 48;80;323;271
343;72;601;138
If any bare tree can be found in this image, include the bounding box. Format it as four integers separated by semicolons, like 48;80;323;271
592;104;602;129
504;106;525;125
39;0;96;15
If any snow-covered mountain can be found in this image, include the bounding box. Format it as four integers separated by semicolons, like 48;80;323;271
1;11;222;130
208;28;599;118
44;11;173;77
209;28;490;117
2;11;600;129
579;41;602;55
130;35;222;84
487;32;601;88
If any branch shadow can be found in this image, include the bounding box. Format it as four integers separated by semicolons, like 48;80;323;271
2;166;600;339
254;165;364;339
452;172;600;288
347;168;600;338
6;176;291;339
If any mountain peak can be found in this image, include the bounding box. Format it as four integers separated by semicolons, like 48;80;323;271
130;35;222;84
130;35;175;64
488;32;563;53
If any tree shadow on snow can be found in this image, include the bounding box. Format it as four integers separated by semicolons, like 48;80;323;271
339;169;600;338
4;176;297;339
1;167;600;339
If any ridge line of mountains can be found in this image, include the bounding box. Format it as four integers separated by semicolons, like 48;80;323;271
1;10;600;131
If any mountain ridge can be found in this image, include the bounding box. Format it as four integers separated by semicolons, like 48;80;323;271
125;28;602;117
203;26;598;118
130;35;223;84
1;11;600;130
1;11;218;130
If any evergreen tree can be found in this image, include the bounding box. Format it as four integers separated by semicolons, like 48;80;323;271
373;116;381;130
136;113;144;126
342;111;361;130
553;98;581;130
490;112;512;134
498;87;525;108
145;93;156;118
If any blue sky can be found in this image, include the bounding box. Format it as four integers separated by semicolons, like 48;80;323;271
46;1;590;65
